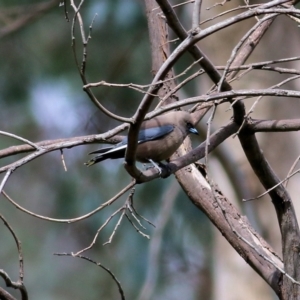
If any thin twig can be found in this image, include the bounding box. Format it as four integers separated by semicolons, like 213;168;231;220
69;0;131;123
217;14;276;92
125;213;150;239
285;155;300;188
60;149;67;171
0;131;42;151
192;0;203;28
72;206;125;256
0;170;12;194
72;185;149;254
2;180;135;223
54;253;125;300
243;168;300;202
103;209;127;246
205;104;216;165
0;214;28;300
232;75;300;137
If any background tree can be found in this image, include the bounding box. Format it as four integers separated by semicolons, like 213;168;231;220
1;0;300;299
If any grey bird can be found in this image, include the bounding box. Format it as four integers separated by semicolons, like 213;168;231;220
85;111;198;168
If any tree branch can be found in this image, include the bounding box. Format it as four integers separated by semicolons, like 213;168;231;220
249;118;300;132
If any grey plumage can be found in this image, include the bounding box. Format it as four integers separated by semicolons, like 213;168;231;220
85;111;198;166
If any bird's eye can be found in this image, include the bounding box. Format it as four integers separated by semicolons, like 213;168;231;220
187;122;193;129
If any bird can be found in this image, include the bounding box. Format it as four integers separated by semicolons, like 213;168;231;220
85;111;198;170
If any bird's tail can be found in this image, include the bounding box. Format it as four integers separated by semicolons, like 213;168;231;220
84;155;109;166
84;147;114;166
84;159;97;166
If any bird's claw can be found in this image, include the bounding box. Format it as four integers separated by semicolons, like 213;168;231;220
148;159;164;176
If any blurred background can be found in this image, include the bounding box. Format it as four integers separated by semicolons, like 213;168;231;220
1;0;300;299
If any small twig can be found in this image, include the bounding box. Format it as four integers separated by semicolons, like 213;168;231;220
69;0;131;123
73;186;151;254
80;12;97;75
243;168;300;202
103;209;127;246
152;0;195;11
83;80;161;97
204;4;259;21
205;104;216;165
0;170;12;194
61;0;69;22
217;56;300;72
126;206;147;230
125;213;150;239
60;149;67;171
126;188;147;230
206;0;232;10
192;0;203;28
0;214;27;300
54;253;125;300
0;131;42;151
217;14;276;93
85;60;203;101
72;206;125;256
232;75;300;137
285;155;300;188
88;13;97;39
128;203;155;228
243;0;260;22
156;58;204;108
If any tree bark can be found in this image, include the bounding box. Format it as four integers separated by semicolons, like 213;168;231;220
147;0;300;299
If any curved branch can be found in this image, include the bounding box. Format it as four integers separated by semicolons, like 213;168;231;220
0;131;42;151
54;253;125;300
1;180;135;223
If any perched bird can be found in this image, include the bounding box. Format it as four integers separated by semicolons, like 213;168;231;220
85;111;198;168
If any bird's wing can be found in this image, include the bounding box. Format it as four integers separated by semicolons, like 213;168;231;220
137;125;174;143
89;125;174;154
85;125;174;165
94;125;175;153
89;146;114;155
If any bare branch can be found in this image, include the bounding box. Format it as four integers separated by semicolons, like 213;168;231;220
192;0;203;28
249;118;300;132
54;253;125;300
0;129;126;160
0;170;12;194
69;0;131;123
0;214;27;300
2;180;135;223
72;206;125;256
72;185;149;255
0;131;42;151
217;14;277;92
243;167;300;202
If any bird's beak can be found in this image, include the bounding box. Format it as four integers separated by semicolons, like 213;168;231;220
189;127;198;135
